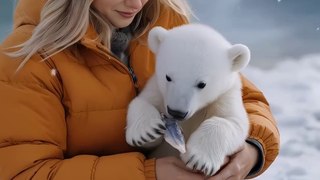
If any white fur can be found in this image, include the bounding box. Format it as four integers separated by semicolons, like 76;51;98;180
125;24;250;176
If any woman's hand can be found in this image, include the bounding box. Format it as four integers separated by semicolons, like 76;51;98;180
156;156;205;180
208;142;259;180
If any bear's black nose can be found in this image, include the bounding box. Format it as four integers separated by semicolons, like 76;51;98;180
167;106;188;119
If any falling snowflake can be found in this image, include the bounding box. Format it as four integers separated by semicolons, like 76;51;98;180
51;69;57;76
277;0;281;2
317;27;320;31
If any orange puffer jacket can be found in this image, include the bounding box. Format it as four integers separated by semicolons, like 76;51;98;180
0;0;279;179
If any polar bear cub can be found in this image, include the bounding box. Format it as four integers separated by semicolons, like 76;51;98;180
126;24;250;176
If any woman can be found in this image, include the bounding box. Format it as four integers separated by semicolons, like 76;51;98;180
0;0;279;179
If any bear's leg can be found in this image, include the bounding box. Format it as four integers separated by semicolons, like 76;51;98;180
180;117;247;176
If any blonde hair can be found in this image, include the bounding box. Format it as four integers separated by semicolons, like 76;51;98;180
8;0;192;70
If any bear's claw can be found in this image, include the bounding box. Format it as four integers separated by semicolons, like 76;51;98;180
186;154;217;176
127;121;166;147
181;144;223;176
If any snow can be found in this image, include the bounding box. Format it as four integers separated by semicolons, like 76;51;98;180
242;54;320;179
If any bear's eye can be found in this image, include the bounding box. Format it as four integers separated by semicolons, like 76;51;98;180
166;75;172;82
197;82;206;89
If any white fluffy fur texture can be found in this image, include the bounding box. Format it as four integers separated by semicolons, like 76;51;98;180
126;24;250;176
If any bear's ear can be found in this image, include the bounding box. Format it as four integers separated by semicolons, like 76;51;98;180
148;26;168;53
228;44;251;72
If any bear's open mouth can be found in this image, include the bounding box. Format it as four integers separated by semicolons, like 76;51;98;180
166;106;188;120
161;113;187;122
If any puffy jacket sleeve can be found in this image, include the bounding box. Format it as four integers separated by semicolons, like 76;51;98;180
241;74;280;177
0;36;156;180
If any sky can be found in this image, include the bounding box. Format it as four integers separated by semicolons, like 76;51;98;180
1;0;320;68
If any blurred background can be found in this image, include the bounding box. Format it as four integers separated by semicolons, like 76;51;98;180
189;0;320;68
0;0;16;43
1;0;320;179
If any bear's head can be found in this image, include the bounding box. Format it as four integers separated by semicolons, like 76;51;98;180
148;24;250;120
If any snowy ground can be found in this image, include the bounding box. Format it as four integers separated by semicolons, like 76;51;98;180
243;54;320;180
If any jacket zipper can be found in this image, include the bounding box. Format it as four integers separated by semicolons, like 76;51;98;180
128;58;139;95
93;44;139;96
107;52;139;95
